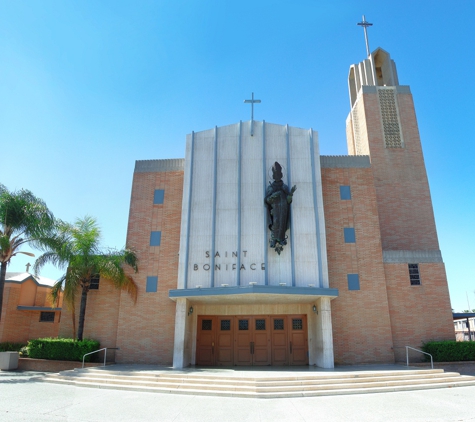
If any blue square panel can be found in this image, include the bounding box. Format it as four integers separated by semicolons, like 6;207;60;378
154;189;165;204
146;276;158;293
150;231;161;246
340;186;351;200
347;274;360;290
344;228;356;243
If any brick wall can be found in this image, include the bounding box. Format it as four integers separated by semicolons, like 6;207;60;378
0;284;60;343
345;87;455;363
114;169;184;364
322;165;395;364
58;282;122;349
353;90;439;251
384;262;455;361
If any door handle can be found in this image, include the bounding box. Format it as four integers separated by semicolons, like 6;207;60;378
212;342;214;354
290;341;293;354
250;342;254;354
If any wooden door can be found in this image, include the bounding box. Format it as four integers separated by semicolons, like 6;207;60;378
234;317;252;365
271;316;288;365
289;316;308;365
196;317;216;366
216;317;233;366
252;316;271;366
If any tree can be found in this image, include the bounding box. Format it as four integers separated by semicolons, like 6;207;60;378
34;216;138;341
0;184;54;319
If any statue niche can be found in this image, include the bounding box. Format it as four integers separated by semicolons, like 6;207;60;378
265;162;296;255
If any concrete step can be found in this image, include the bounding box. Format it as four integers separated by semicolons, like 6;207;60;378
45;370;462;387
39;367;475;398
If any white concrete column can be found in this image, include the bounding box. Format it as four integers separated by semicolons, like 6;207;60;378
315;297;334;368
308;307;318;366
172;298;190;368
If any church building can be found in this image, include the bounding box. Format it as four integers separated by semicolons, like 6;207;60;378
58;47;455;368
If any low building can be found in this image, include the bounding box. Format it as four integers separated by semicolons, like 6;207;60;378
453;313;475;341
0;272;62;344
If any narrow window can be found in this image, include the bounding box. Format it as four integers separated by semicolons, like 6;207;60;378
89;274;100;290
408;264;421;286
146;276;158;292
220;320;231;331
238;320;249;330
344;228;356;243
202;320;212;330
40;312;55;323
340;186;351;200
153;189;165;204
347;274;360;290
255;319;266;330
292;319;303;330
150;231;162;246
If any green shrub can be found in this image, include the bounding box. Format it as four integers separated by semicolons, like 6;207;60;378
422;340;475;362
27;338;100;362
0;342;26;352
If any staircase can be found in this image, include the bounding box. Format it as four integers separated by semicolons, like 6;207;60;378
40;366;475;398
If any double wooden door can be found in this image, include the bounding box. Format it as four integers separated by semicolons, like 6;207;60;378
196;315;308;366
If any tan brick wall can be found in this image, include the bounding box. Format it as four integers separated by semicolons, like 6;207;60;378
58;282;122;349
114;170;184;364
345;87;454;364
322;166;395;364
384;262;455;361
0;284;60;343
351;91;439;251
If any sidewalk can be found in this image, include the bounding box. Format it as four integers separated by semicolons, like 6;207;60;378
2;368;475;421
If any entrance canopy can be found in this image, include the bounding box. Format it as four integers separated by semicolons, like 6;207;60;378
169;285;338;305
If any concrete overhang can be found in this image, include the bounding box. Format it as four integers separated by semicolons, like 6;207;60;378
453;313;475;320
169;285;338;305
17;306;62;312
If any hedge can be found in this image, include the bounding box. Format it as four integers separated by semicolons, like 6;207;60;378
0;342;26;352
422;340;475;362
27;338;100;362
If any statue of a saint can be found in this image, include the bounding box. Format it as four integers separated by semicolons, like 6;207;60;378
265;162;296;254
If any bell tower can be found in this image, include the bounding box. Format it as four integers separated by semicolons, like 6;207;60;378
344;45;455;360
346;47;439;252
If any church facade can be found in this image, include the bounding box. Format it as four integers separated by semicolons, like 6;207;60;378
58;48;455;367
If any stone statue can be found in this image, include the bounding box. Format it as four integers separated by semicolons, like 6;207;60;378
265;162;297;254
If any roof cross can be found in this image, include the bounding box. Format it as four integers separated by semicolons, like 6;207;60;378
357;15;373;57
26;262;31;273
244;92;261;136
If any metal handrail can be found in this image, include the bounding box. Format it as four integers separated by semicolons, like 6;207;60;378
405;346;433;369
82;347;119;368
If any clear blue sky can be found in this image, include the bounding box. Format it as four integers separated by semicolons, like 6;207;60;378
1;1;474;312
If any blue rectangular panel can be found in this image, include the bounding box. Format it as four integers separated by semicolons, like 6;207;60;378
150;231;161;246
340;185;351;200
146;276;158;293
347;274;360;290
154;189;165;204
344;228;356;243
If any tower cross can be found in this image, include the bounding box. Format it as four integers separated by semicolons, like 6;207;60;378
244;92;261;136
357;15;373;57
26;262;31;273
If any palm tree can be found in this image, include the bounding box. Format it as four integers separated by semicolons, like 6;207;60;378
0;184;54;319
34;216;138;341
